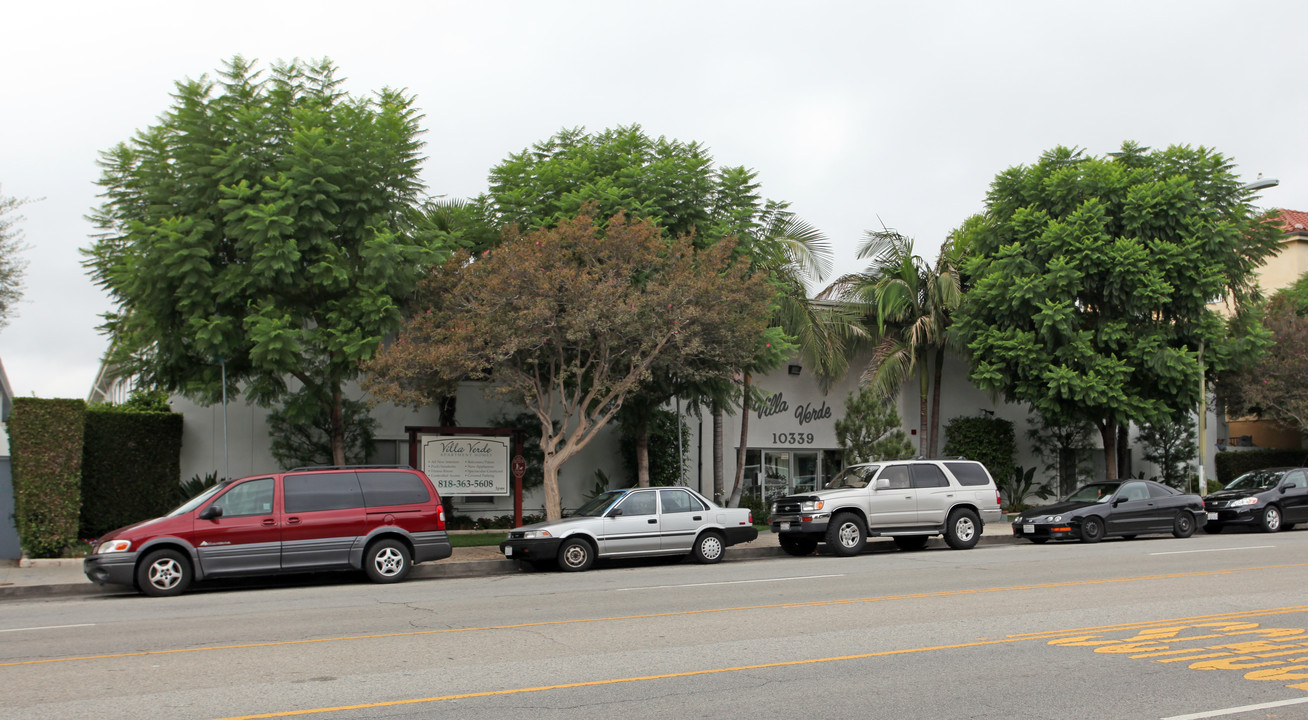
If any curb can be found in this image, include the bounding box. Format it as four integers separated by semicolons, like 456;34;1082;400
0;533;1021;602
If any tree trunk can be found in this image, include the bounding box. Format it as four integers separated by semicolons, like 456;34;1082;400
439;395;457;427
728;373;752;508
917;361;929;457
542;452;564;521
1099;420;1118;481
1117;423;1130;479
636;417;650;488
712;401;724;503
929;346;945;457
330;384;346;466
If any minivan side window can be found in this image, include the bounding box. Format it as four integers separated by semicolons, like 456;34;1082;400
944;462;991;486
284;472;364;513
211;478;274;517
358;471;432;506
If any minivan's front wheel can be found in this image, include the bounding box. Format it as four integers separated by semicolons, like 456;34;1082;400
365;539;412;583
944;509;981;550
136;549;191;597
826;513;866;556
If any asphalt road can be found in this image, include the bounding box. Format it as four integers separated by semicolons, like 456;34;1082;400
4;530;1308;720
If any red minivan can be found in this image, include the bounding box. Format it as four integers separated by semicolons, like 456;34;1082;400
84;466;452;596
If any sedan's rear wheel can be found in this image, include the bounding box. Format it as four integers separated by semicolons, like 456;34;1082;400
1172;512;1196;538
1260;505;1283;533
692;531;725;564
1079;516;1105;543
825;513;866;556
557;538;594;572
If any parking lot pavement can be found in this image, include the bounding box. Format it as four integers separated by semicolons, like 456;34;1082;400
0;522;1018;600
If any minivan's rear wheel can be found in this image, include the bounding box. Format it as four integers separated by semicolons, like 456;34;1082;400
779;535;818;556
944;509;981;550
136;549;191;597
826;513;866;556
692;532;725;564
365;539;412;583
893;535;930;551
557;538;594;572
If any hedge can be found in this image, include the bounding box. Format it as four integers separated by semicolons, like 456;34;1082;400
941;415;1017;486
9;398;87;557
80;406;184;539
1214;449;1308;485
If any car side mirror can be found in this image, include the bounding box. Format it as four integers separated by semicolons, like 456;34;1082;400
875;478;891;490
1112;497;1125;507
199;505;223;520
608;508;623;517
1280;483;1292;494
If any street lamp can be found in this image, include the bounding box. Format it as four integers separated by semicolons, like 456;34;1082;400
1197;176;1281;495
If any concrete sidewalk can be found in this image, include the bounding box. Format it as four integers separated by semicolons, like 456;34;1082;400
0;523;1018;601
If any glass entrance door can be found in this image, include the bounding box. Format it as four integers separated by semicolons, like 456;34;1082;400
761;450;821;497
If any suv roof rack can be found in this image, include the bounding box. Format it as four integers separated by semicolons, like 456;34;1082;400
286;464;415;472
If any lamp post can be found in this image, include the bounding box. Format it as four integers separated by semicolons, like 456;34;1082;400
1198;176;1281;495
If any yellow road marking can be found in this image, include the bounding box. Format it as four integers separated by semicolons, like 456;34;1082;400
210;637;1031;720
5;562;1307;669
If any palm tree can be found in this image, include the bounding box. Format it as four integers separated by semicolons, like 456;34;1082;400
723;202;865;507
824;226;967;457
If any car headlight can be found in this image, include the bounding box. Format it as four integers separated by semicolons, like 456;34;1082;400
800;499;824;512
520;530;553;539
1230;497;1258;507
97;539;132;554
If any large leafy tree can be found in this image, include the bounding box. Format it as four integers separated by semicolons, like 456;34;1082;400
0;186;32;329
84;57;445;464
957;143;1281;478
480;126;845;504
364;213;776;520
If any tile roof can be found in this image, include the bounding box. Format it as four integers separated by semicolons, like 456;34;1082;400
1277;208;1308;234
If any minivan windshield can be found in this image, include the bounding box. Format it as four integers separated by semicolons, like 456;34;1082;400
1225;470;1284;492
826;465;879;489
571;490;625;517
1064;482;1120;503
166;482;227;517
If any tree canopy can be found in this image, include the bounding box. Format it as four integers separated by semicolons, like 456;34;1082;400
956;143;1282;477
1220;287;1308;435
83;57;447;464
364;213;776;520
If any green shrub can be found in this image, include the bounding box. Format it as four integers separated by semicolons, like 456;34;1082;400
1214;449;1308;485
9;398;87;557
80;406;183;538
942;415;1017;488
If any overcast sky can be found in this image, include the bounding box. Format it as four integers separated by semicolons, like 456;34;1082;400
1;1;1303;399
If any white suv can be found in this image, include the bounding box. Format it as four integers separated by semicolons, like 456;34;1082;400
770;458;1003;556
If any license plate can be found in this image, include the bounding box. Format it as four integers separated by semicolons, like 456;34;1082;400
1024;524;1035;534
504;546;513;556
1207;512;1218;521
779;522;791;531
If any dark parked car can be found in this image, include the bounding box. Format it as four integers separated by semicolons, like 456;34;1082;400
84;466;452;596
1012;480;1206;543
1203;467;1308;533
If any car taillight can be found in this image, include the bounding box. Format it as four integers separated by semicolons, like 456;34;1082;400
996;490;1002;507
748;511;754;525
436;504;446;531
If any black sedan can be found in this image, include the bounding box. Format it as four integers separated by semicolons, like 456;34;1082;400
1012;480;1206;543
1203;467;1308;533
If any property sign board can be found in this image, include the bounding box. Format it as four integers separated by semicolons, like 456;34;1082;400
419;435;511;496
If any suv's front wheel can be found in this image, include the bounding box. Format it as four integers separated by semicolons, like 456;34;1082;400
944;509;981;550
826;513;867;556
